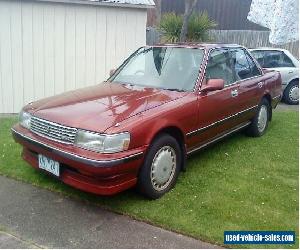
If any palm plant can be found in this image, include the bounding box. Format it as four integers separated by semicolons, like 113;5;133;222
158;11;217;43
187;12;217;42
158;13;183;43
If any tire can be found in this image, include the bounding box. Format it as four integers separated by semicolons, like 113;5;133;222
283;80;299;105
137;133;182;199
246;98;270;137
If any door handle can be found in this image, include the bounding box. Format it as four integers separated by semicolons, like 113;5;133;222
258;82;264;88
231;89;238;97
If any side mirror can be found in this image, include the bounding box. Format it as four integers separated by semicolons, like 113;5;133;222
201;79;225;92
109;69;116;77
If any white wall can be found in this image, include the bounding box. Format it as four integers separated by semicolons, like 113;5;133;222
0;0;147;113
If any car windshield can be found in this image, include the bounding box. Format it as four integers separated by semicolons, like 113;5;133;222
110;47;205;92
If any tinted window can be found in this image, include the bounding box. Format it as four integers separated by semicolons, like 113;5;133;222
252;50;294;68
206;49;235;86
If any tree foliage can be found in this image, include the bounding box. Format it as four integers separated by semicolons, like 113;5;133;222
158;13;183;43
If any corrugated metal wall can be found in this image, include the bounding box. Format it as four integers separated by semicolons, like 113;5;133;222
0;0;147;113
148;0;268;30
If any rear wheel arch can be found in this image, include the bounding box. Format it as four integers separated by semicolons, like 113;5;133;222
283;78;299;104
288;78;299;85
262;94;272;121
246;97;271;137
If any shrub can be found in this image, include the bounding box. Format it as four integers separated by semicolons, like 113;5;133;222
187;11;217;42
158;12;183;43
158;11;217;43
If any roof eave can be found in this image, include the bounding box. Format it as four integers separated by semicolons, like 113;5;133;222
31;0;155;9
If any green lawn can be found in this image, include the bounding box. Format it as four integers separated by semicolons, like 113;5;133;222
0;111;298;248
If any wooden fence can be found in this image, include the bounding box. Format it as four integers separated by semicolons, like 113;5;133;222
146;28;299;57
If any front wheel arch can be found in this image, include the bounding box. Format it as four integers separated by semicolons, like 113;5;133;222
137;133;182;199
147;126;186;171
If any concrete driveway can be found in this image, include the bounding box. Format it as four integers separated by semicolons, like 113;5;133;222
275;103;298;112
0;176;220;249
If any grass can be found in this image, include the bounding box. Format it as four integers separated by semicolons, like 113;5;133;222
0;111;298;248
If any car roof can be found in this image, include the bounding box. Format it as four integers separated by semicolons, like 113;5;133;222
250;47;288;52
150;43;242;49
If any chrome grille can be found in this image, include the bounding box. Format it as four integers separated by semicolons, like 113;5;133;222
30;117;77;144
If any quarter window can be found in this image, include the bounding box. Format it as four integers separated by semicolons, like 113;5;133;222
231;49;261;80
281;52;295;67
231;49;251;80
245;52;261;77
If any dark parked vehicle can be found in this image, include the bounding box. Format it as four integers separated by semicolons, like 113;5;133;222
12;44;282;199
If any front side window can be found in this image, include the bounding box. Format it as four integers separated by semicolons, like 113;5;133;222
111;47;205;91
206;49;235;86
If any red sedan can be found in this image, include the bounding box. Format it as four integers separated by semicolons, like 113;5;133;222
12;44;282;199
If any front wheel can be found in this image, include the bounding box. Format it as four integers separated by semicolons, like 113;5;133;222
246;98;270;137
283;80;299;105
137;134;182;199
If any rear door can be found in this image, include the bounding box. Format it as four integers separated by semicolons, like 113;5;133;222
230;48;263;122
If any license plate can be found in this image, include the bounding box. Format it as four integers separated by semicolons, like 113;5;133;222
38;154;60;177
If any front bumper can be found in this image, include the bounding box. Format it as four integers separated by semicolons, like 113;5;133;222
12;125;146;195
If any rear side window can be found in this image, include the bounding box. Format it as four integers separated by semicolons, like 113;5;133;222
231;49;261;80
252;50;295;68
206;49;235;86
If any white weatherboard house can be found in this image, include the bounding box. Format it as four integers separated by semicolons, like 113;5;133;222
0;0;154;113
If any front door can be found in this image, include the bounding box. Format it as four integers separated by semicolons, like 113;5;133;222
187;48;243;151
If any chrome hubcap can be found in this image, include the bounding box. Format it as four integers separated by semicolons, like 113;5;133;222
289;85;299;102
258;105;268;133
150;146;176;191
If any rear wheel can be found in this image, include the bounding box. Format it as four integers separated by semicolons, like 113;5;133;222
246;98;270;137
137;134;181;199
283;80;299;105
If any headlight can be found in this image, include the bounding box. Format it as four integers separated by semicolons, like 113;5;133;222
75;130;130;153
19;111;32;129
